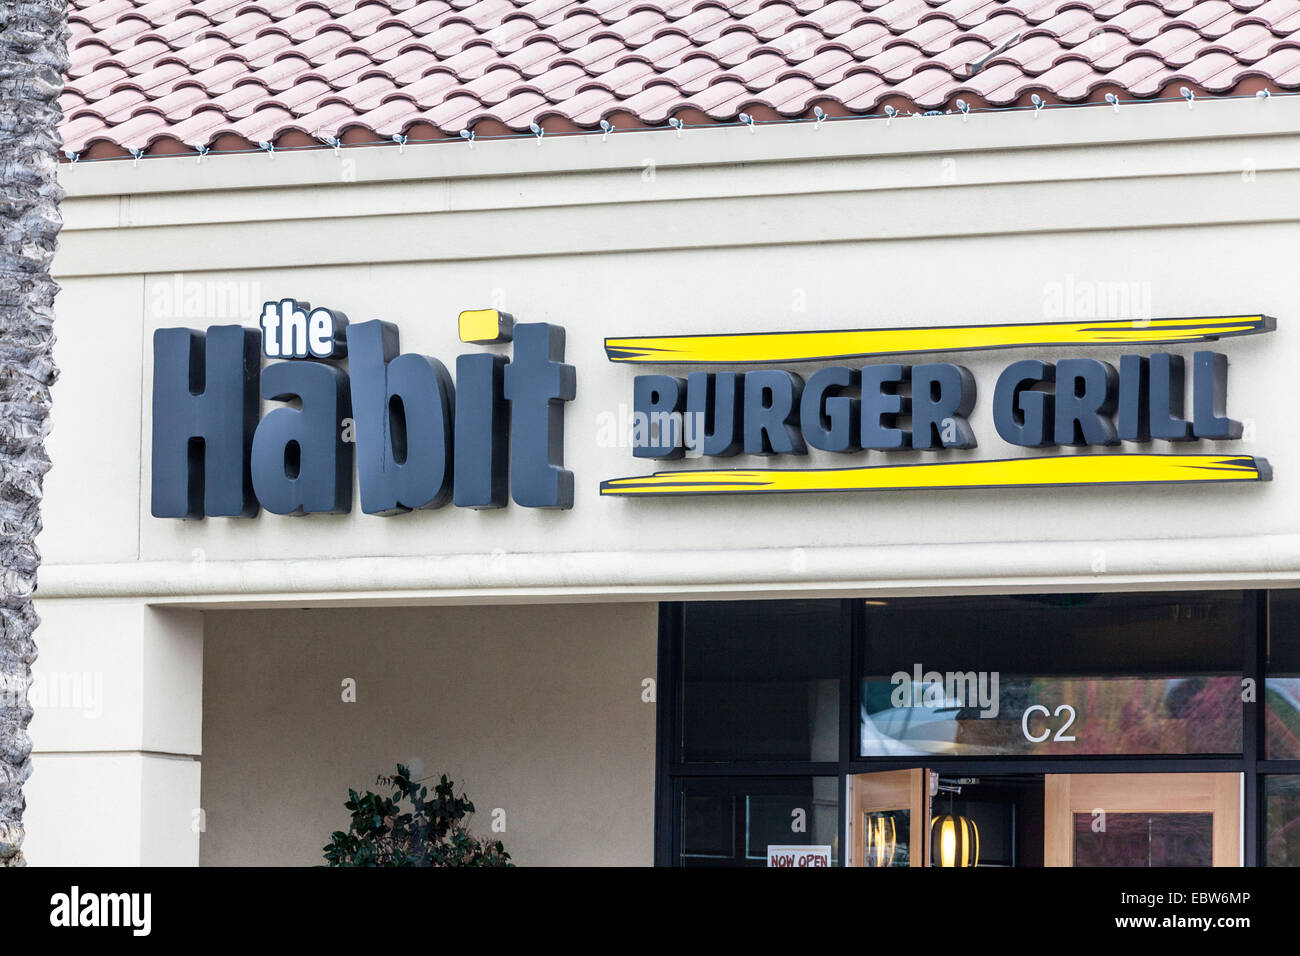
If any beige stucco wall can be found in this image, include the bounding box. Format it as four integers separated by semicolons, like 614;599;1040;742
198;602;658;866
34;95;1300;605
27;95;1300;865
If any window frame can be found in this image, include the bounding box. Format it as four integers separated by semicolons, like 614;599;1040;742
655;590;1300;867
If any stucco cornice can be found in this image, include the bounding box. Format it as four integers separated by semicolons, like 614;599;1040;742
36;533;1300;607
57;97;1300;199
51;96;1300;279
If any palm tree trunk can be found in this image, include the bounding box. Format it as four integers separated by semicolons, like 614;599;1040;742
0;0;65;867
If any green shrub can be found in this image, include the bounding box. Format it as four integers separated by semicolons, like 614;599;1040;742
323;764;512;867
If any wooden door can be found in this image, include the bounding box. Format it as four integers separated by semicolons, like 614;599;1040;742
848;769;931;867
1044;773;1240;867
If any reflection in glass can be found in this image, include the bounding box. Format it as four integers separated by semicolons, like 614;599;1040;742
861;676;1240;757
862;810;909;867
859;592;1244;757
1268;592;1300;758
1265;776;1300;867
1072;813;1212;867
683;600;841;763
679;777;838;866
680;793;733;861
1267;679;1300;758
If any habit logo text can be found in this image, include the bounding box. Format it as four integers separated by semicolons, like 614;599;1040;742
151;301;575;518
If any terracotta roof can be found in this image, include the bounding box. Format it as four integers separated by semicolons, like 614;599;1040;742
62;0;1297;159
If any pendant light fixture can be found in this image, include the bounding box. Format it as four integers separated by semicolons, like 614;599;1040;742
931;783;979;867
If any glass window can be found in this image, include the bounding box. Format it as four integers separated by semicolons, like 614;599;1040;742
1264;776;1300;867
940;799;1016;867
1073;812;1213;867
1267;591;1300;759
678;777;838;867
861;809;910;867
858;592;1245;757
681;600;841;763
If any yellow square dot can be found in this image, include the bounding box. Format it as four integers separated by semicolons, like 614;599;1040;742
458;309;513;344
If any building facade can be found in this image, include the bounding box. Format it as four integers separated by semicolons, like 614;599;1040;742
31;0;1300;866
27;98;1300;868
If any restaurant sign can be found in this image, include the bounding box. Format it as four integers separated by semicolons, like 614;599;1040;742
767;845;832;867
152;301;573;518
151;306;1273;519
600;314;1274;497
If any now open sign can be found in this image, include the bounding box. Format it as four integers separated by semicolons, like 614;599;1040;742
767;845;832;868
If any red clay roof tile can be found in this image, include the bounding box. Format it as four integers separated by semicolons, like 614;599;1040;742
277;76;338;109
819;67;888;103
232;102;310;139
1181;45;1253;80
164;106;231;146
184;57;254;94
796;44;857;79
61;0;1300;158
962;59;1033;96
146;83;220;120
806;0;873;33
1029;55;1101;96
929;35;992;69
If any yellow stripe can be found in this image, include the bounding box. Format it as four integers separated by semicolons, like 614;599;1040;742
599;454;1271;496
604;315;1274;364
